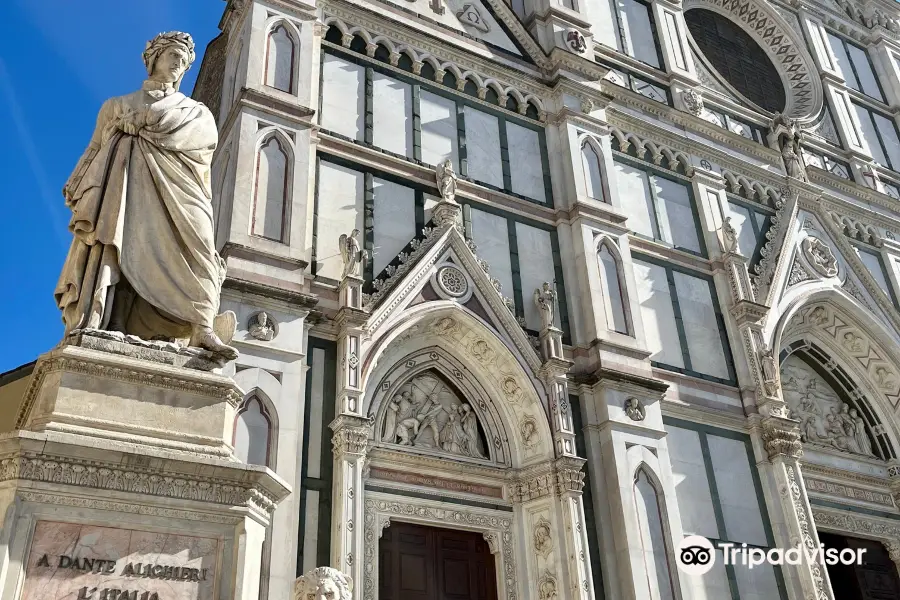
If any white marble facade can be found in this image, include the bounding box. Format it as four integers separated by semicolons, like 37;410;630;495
174;0;900;599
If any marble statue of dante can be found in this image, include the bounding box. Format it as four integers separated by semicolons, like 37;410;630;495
55;32;236;358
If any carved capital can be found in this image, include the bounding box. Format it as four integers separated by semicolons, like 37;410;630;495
886;540;900;564
761;416;803;460
330;414;370;457
555;456;586;495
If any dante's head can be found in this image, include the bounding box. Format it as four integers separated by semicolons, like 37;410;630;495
143;31;196;88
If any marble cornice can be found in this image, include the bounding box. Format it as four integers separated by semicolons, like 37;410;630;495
320;0;550;95
0;432;288;517
240;87;317;124
607;108;790;191
554;201;629;230
627;237;712;273
802;462;891;489
809;168;900;220
661;402;749;433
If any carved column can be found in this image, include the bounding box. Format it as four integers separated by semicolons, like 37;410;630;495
336;286;367;417
538;330;577;459
758;416;835;600
329;414;368;594
331;271;371;593
556;457;595;600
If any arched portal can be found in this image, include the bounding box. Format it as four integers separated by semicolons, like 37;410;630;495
338;303;590;600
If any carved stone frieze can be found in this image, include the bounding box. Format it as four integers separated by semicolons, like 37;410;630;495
813;507;900;557
0;452;279;515
803;477;894;508
782;355;877;458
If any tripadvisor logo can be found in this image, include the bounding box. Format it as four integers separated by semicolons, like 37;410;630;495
675;535;866;575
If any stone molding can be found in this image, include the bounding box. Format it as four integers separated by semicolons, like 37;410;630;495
813;506;900;555
0;449;280;516
17;491;241;525
16;350;243;430
782;304;900;409
804;476;895;508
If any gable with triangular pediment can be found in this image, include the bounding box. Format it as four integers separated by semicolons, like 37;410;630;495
363;222;542;374
770;209;900;342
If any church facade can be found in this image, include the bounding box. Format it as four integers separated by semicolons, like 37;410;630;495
186;0;900;597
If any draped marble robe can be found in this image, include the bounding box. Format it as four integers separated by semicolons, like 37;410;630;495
56;81;225;341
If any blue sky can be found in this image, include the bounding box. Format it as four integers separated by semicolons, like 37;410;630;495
0;0;224;373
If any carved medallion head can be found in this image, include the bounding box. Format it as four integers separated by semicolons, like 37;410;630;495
143;31;196;88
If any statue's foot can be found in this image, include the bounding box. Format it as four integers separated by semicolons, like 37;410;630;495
190;327;239;361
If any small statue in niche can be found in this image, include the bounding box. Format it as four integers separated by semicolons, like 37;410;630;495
248;311;276;341
436;159;458;203
759;345;779;396
770;112;807;182
533;282;556;331
721;216;739;254
624;397;645;421
339;229;367;278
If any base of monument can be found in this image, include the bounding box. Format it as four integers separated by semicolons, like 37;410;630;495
16;335;244;459
0;428;290;600
2;330;290;600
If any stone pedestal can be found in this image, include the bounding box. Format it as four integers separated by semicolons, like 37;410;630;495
0;334;291;600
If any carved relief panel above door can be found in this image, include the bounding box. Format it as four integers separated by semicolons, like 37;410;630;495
379;371;489;460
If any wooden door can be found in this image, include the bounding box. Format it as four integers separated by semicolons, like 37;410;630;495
820;532;900;600
379;521;498;600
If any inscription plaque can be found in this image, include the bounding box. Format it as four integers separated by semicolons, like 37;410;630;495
21;521;218;600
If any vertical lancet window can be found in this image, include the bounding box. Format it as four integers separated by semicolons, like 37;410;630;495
634;469;676;600
253;136;290;242
234;396;273;466
265;24;296;93
598;244;629;334
581;142;605;201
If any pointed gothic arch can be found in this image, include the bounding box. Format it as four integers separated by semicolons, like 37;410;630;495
369;347;508;465
263;20;300;93
234;389;278;468
580;136;606;202
594;236;631;335
362;304;554;467
253;129;293;242
773;295;900;458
